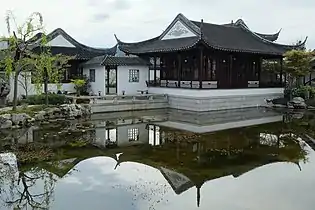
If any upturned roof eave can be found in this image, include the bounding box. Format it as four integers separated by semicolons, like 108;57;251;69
119;38;286;56
116;13;307;56
29;28;117;55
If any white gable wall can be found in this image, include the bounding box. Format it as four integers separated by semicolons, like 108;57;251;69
117;65;149;95
47;35;76;47
82;64;106;96
161;20;196;40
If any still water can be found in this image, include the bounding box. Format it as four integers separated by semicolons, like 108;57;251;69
0;108;315;210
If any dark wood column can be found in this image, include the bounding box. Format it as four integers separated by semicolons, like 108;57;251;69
106;66;110;94
115;66;118;93
154;56;157;86
199;46;204;89
177;53;182;87
280;57;283;86
258;57;262;87
229;55;233;88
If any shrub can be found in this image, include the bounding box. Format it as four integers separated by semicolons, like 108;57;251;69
287;86;315;99
24;94;66;105
71;76;90;96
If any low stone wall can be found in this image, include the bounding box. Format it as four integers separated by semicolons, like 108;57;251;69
168;92;282;112
167;107;283;125
91;99;168;113
149;87;284;112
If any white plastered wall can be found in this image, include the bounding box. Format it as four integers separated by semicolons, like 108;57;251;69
117;65;149;95
82;64;106;96
7;72;75;101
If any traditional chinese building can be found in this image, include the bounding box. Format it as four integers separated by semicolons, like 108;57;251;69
115;13;307;111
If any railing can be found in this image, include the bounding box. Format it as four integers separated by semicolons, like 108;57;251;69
147;80;284;89
65;94;168;105
147;80;218;89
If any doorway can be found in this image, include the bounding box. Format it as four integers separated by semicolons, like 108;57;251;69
105;67;117;95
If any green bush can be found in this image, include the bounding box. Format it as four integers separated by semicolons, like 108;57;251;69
24;94;66;105
286;86;315;99
71;76;91;96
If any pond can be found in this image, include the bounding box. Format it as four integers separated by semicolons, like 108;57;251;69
0;108;315;210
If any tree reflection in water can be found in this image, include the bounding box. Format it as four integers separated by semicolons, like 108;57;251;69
0;110;313;209
0;159;56;209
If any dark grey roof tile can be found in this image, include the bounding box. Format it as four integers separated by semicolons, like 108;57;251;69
102;56;150;66
117;13;306;55
119;37;200;54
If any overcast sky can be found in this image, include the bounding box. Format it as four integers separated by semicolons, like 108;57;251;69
0;0;313;49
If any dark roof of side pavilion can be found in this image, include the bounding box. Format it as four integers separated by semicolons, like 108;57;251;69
83;54;149;66
102;56;150;67
30;28;117;60
116;13;307;56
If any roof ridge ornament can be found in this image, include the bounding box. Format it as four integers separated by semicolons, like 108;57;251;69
200;19;204;38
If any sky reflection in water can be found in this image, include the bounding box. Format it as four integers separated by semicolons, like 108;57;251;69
0;108;315;210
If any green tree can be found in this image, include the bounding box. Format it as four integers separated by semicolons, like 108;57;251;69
0;11;44;111
0;11;71;110
28;46;71;105
284;49;314;88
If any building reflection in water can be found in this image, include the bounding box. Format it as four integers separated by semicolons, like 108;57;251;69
0;108;313;209
93;124;166;148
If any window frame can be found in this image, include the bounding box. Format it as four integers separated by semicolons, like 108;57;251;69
128;128;139;142
129;69;140;83
89;69;96;82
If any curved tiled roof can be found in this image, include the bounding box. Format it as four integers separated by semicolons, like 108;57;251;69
223;19;281;42
117;13;307;56
193;21;300;55
116;35;200;54
30;29;117;60
32;46;116;60
102;55;150;66
254;31;281;42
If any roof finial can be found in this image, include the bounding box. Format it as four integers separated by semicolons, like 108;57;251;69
200;19;204;38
